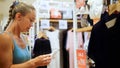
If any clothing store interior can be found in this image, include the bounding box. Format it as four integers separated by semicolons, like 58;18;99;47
0;0;120;68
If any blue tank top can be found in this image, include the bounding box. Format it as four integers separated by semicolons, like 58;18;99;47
12;36;31;64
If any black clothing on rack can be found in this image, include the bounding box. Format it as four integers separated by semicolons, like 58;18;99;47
33;38;52;68
88;12;120;68
62;30;69;68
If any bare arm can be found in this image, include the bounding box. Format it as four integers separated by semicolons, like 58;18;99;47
0;33;51;68
0;33;13;68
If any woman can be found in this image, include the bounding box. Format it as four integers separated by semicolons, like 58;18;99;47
0;1;51;68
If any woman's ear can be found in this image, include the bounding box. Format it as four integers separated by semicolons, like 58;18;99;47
15;13;22;21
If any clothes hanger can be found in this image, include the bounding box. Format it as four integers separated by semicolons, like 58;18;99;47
108;0;120;15
37;31;48;39
48;26;56;32
70;28;73;32
116;0;120;12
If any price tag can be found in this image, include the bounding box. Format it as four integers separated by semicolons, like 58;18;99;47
76;49;87;68
59;20;67;29
41;20;50;29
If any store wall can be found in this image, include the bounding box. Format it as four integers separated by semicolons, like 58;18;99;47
0;0;35;16
0;0;74;30
0;0;35;30
0;0;74;17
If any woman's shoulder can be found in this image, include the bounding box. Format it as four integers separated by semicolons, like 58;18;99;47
0;32;11;40
0;32;13;48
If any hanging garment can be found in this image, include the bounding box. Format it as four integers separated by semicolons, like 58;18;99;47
76;0;85;8
83;32;91;51
66;30;83;68
82;22;92;51
87;0;103;19
88;12;120;68
45;30;60;68
33;38;52;68
80;14;93;51
62;29;69;68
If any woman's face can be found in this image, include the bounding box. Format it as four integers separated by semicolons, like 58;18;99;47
19;10;36;32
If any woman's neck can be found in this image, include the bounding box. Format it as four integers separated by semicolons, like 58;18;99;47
5;21;21;38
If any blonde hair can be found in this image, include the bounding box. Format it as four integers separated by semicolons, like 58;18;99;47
4;1;35;30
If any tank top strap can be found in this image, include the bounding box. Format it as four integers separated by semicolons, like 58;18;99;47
4;32;29;50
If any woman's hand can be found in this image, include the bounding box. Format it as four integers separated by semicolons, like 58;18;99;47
31;54;51;67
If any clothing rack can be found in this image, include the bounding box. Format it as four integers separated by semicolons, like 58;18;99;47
73;1;78;68
34;0;85;68
39;19;80;23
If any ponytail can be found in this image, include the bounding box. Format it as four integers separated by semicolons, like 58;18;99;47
4;1;19;30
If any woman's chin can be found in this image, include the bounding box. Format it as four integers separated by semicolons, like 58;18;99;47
21;28;30;33
21;30;29;33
